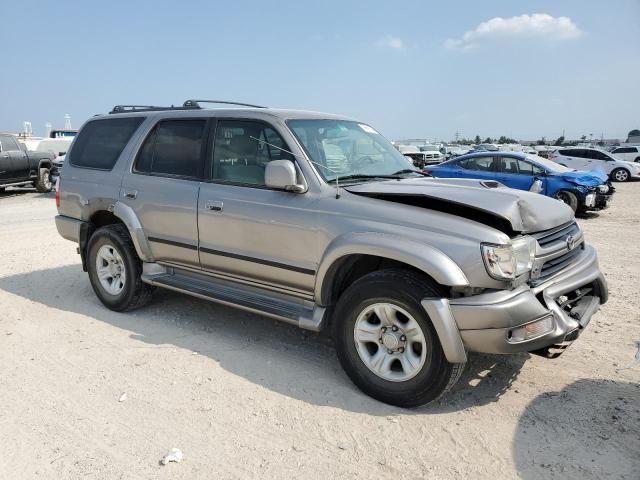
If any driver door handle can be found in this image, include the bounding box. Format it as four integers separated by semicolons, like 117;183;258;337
123;190;137;199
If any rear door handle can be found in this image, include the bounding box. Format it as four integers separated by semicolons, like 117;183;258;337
205;200;223;211
123;190;137;199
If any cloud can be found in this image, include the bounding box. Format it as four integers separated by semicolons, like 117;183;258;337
445;13;582;50
376;34;405;50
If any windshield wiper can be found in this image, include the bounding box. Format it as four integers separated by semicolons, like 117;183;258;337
390;169;430;177
328;174;399;184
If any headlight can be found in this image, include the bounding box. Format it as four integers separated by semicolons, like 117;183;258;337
481;237;536;280
597;184;609;193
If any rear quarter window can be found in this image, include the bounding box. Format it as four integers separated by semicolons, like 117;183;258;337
69;117;144;170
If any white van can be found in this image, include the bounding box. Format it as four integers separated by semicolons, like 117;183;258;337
610;145;640;163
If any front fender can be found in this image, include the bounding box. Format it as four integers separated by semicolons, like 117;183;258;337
315;232;469;305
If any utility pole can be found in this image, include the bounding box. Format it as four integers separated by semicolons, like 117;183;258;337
454;130;460;143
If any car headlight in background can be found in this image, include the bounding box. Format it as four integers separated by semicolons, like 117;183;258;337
481;236;536;280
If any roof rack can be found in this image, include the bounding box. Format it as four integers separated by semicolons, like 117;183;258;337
182;99;267;109
109;104;197;114
109;99;266;115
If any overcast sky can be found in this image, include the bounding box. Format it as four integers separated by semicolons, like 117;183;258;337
1;0;639;141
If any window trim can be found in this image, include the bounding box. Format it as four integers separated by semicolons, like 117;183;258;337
131;117;210;181
68;117;145;171
206;117;304;190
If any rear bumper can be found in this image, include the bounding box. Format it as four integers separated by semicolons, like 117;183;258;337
422;245;607;362
55;215;83;243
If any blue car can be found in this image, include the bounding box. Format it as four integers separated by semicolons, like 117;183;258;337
424;152;613;213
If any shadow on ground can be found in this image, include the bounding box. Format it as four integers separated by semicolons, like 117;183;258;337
0;186;51;199
513;378;640;479
0;264;529;414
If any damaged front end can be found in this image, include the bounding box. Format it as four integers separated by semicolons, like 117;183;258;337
345;177;575;235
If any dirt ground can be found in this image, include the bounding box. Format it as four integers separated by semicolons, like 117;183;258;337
0;184;638;480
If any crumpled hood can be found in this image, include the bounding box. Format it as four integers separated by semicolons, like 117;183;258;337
557;169;608;186
344;177;574;234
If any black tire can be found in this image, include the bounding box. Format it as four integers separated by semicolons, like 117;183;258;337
554;190;579;212
87;224;154;312
634;157;640;163
35;167;53;193
333;269;465;408
610;168;630;182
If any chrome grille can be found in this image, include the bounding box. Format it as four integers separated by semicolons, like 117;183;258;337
537;246;584;282
530;222;584;285
534;222;580;248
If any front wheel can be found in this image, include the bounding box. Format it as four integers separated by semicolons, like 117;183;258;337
611;168;630;182
554;190;578;212
35;167;53;193
333;269;464;407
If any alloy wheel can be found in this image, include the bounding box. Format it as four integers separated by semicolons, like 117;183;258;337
353;303;427;382
95;244;126;295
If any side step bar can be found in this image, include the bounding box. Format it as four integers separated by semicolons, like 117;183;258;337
142;266;326;331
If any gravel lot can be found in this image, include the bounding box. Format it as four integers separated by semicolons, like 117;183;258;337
0;184;638;480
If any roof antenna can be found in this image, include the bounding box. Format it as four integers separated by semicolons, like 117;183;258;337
249;136;341;199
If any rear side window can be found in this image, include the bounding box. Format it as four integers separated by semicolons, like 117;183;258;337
135;120;206;178
69;117;144;170
0;135;20;151
459;156;495;171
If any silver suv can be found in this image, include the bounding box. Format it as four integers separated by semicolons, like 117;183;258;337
55;100;608;407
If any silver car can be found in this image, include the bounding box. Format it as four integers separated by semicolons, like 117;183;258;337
55;100;608;407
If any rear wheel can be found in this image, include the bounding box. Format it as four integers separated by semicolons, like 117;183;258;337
35;167;53;192
87;224;154;311
554;190;578;212
333;269;464;407
634;156;640;163
611;168;630;182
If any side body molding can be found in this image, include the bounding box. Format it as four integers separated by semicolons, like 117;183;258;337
112;201;155;262
315;232;469;305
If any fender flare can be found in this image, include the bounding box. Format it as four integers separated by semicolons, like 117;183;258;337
37;158;52;170
315;232;469;305
112;201;155;262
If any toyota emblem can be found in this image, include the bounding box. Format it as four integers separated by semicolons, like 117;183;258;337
566;235;576;250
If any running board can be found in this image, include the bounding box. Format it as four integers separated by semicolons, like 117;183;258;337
141;267;326;331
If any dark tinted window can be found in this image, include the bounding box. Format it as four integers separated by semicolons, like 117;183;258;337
0;135;20;151
560;149;579;157
135;120;205;178
212;120;293;186
69;117;144;170
587;149;609;160
459;156;495;171
613;147;634;154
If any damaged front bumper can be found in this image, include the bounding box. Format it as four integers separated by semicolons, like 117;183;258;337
422;245;607;362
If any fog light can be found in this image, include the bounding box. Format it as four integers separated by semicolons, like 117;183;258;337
509;315;554;342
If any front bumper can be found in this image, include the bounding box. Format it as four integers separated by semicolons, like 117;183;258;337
423;245;607;361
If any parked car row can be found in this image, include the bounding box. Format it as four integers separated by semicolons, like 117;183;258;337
425;152;613;214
